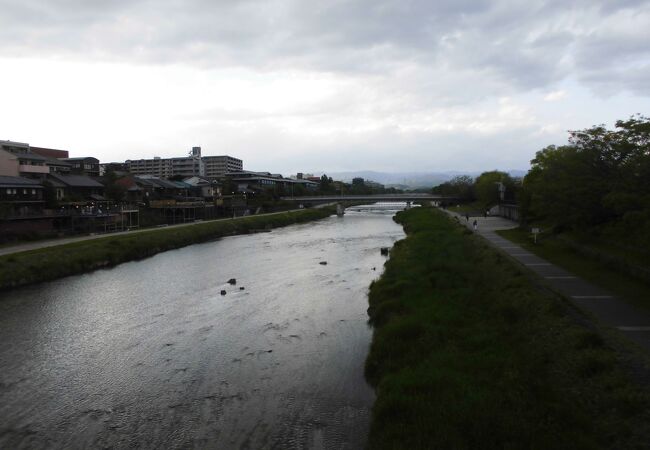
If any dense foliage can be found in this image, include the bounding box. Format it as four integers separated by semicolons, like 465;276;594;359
314;174;403;196
431;175;475;201
432;172;518;206
522;115;650;246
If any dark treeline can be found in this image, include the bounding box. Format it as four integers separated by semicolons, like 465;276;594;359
317;175;403;196
432;171;519;206
432;115;650;249
521;116;649;238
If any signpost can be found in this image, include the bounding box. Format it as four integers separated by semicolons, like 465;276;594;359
532;227;540;244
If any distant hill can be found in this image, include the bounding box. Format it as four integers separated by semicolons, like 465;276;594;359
322;170;527;189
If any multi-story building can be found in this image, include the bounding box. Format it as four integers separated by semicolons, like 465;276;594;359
125;156;174;178
1;141;101;178
61;157;100;177
0;141;51;178
202;155;243;178
125;147;242;179
0;175;44;216
226;171;319;193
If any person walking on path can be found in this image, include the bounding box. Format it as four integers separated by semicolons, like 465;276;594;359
465;213;469;222
473;219;478;231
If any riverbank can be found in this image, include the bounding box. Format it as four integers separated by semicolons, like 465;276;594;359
365;207;649;449
0;206;335;291
496;227;650;312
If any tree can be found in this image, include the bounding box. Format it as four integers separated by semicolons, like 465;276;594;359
42;181;59;209
104;172;127;202
523;145;601;228
319;174;335;194
474;171;513;207
432;175;475;201
523;115;650;231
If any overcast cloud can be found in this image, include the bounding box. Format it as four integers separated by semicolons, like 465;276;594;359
1;0;649;174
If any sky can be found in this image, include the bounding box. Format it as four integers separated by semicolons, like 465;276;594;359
1;0;649;175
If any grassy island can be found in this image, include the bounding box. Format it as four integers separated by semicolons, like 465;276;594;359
365;207;649;449
0;207;335;291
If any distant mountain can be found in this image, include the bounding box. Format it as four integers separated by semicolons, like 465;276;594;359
322;170;528;189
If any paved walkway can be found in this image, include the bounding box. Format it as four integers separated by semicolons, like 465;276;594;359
445;210;650;352
0;207;322;257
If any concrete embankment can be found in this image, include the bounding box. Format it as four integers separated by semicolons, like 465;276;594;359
0;207;336;291
364;206;649;449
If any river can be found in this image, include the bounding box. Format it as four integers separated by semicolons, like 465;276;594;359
0;208;405;449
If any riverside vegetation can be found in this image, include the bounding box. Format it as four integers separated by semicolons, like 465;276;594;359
365;207;649;449
435;116;650;309
0;207;335;290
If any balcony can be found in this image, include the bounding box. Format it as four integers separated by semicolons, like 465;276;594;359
18;164;49;174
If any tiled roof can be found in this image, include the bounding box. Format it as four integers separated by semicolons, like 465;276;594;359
134;177;157;187
0;176;43;187
49;174;104;188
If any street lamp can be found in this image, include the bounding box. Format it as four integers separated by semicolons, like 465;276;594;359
495;182;505;202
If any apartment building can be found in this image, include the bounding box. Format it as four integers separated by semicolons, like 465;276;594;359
125;157;174;178
202;155;243;178
125;147;242;179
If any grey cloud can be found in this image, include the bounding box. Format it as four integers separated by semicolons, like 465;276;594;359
1;0;649;96
579;63;650;97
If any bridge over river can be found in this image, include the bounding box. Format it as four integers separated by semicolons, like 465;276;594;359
280;194;454;203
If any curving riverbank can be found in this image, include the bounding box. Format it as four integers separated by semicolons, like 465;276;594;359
364;207;649;449
0;207;335;291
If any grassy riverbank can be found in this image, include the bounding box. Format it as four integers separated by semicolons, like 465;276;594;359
0;207;335;291
365;207;649;449
496;228;650;312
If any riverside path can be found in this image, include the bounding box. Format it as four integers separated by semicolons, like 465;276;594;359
0;207;331;257
444;209;650;353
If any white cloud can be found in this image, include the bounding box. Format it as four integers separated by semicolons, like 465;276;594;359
544;90;567;101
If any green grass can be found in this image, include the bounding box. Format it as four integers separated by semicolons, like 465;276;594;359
448;201;484;215
365;207;649;449
448;201;493;216
0;207;335;291
496;228;650;312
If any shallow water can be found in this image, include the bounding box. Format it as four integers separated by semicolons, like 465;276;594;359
0;210;404;449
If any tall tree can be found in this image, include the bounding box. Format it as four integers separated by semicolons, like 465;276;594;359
432;175;475;201
474;171;513;207
524;115;650;231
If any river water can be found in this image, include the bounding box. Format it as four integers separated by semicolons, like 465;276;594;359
0;209;405;449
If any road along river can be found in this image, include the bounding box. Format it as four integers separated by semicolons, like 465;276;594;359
0;209;405;449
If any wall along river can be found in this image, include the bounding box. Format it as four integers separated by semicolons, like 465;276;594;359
0;207;405;449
